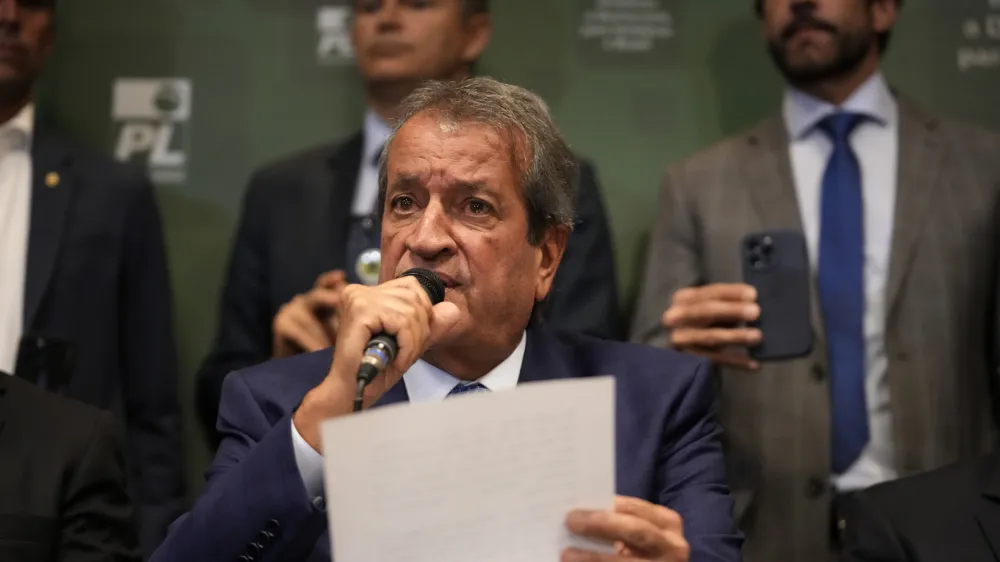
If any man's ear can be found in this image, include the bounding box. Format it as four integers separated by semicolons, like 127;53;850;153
460;13;492;66
534;225;569;302
871;0;899;35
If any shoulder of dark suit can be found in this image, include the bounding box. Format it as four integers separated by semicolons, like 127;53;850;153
249;131;362;185
33;129;151;190
0;375;111;443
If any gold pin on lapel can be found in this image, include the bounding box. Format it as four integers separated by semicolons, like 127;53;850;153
45;172;59;188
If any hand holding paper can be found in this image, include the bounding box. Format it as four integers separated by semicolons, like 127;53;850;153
564;496;691;562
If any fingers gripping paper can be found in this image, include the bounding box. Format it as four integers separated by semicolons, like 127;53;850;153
319;377;616;562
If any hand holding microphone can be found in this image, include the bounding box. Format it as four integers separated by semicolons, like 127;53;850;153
293;268;462;451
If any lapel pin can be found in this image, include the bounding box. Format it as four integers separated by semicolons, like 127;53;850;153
45;172;59;188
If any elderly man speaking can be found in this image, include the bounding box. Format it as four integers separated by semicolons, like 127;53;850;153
152;78;741;562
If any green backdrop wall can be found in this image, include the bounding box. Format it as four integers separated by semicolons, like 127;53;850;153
37;0;1000;498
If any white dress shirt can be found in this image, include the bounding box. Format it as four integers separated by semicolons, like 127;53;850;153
0;103;34;374
783;72;898;491
291;332;527;500
350;109;393;216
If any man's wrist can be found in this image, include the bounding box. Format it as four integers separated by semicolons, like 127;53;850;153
292;377;354;452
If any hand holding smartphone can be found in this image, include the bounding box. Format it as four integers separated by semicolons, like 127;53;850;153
662;229;813;368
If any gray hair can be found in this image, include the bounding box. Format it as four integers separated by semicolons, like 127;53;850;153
376;77;579;245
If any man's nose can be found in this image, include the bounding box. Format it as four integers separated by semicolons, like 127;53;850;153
406;204;456;263
374;0;403;30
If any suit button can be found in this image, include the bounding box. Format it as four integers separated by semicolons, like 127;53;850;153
266;518;282;536
806;477;827;498
239;556;252;562
248;542;263;556
811;364;825;382
259;530;275;545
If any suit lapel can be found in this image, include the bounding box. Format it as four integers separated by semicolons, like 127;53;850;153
743;116;804;233
288;133;363;293
743;117;828;350
884;99;945;321
373;377;410;408
23;131;74;330
518;329;574;385
324;132;363;272
0;375;7;439
977;453;1000;561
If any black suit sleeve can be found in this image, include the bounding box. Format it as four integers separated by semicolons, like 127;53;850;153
59;410;141;562
543;158;620;340
120;179;186;556
196;173;275;447
842;491;911;562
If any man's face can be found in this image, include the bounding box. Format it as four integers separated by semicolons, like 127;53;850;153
351;0;489;85
760;0;895;83
0;0;53;100
380;112;566;352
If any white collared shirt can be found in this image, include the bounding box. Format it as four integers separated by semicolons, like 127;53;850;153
782;72;898;491
291;332;527;499
350;109;393;216
0;103;35;374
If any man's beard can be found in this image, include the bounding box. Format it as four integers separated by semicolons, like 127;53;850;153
767;24;876;85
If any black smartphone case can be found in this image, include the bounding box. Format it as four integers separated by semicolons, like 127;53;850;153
740;229;813;361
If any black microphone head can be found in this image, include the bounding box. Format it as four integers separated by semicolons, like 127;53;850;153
400;268;446;305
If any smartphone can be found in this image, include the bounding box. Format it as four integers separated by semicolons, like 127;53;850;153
740;229;813;361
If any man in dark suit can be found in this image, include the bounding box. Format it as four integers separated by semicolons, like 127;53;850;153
152;77;741;562
0;0;185;556
842;451;1000;562
195;0;620;447
0;372;141;562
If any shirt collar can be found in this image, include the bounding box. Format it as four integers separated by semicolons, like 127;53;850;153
402;331;526;403
782;72;896;140
362;108;392;168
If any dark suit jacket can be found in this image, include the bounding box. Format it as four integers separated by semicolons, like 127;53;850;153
195;132;620;446
0;373;141;562
15;131;186;557
154;328;742;562
843;451;1000;562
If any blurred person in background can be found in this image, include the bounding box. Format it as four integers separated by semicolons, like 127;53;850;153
0;372;141;562
0;0;185;556
195;0;620;448
630;0;1000;560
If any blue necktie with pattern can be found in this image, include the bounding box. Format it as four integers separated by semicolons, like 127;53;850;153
447;382;490;397
816;111;869;475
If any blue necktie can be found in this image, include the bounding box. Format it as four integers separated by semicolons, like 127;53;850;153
447;382;490;397
816;112;869;475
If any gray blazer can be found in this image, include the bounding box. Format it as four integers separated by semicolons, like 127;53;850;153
630;96;1000;562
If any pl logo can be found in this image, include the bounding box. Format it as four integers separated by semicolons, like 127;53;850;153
317;5;354;65
112;78;192;184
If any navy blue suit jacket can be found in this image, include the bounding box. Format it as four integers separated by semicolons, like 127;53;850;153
154;329;742;562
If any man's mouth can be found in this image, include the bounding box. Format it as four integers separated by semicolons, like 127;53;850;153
433;272;460;289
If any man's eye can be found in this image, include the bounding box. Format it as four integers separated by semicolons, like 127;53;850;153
391;196;414;211
466;199;491;215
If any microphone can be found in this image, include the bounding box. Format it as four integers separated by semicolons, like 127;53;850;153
353;267;446;412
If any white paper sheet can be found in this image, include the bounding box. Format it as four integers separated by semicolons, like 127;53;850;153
319;376;616;562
